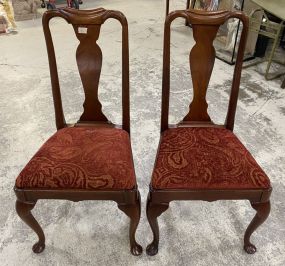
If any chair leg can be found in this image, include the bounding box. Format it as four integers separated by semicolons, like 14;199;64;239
146;193;169;256
117;191;142;256
15;199;45;253
165;0;169;17
264;23;282;80
244;201;270;254
185;0;190;26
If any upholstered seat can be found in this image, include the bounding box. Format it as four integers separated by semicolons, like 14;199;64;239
151;127;270;190
16;127;136;190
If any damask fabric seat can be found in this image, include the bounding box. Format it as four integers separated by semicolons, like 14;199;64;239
152;127;271;190
16;127;136;190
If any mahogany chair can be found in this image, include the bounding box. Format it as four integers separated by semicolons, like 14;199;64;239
14;8;142;256
146;9;272;256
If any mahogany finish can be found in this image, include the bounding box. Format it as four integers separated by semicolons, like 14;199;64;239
14;8;142;256
146;9;272;256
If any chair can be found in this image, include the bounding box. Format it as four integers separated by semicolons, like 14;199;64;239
146;9;272;256
14;8;142;256
244;8;285;80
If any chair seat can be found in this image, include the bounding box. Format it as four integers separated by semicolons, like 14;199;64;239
151;127;271;190
16;127;136;190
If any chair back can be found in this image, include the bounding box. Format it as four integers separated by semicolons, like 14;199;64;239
161;9;249;132
42;8;130;133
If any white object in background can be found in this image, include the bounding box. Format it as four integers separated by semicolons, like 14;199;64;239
225;18;242;51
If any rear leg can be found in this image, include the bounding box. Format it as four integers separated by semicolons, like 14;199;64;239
244;201;270;254
117;191;143;256
146;193;169;256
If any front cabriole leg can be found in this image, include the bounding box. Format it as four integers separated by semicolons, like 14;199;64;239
15;199;46;253
117;191;143;256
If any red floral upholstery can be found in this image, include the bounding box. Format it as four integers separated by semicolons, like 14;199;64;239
16;127;136;190
151;127;270;190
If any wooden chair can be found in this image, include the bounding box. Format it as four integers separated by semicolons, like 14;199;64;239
146;9;272;256
14;8;142;256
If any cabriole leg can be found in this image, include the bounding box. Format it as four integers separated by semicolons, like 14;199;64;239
146;193;169;256
244;201;270;254
15;199;45;253
117;191;143;256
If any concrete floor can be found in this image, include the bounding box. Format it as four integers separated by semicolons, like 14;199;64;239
0;0;285;265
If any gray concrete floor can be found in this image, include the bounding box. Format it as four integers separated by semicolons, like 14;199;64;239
0;0;285;265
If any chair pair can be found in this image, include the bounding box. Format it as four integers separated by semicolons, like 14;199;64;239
14;7;272;257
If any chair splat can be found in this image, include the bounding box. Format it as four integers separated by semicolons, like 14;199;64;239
74;24;107;122
183;24;219;122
